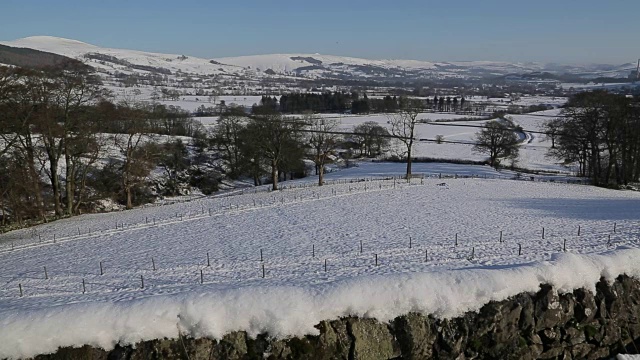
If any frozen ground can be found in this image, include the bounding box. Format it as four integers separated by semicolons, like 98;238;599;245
332;109;572;173
196;110;571;173
509;109;574;173
104;86;572;173
335;112;487;162
465;95;567;107
1;174;640;358
418;109;571;173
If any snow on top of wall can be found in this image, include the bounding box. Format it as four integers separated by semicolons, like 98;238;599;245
2;248;640;359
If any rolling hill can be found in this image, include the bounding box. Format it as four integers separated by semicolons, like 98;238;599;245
1;36;635;84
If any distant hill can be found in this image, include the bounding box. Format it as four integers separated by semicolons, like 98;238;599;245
0;43;89;70
0;36;634;85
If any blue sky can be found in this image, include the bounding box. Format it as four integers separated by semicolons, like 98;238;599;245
1;0;637;64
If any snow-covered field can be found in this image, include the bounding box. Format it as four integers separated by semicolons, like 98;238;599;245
560;82;640;91
334;112;485;162
188;109;571;173
1;35;635;358
465;95;567;107
104;84;272;112
510;109;572;172
330;109;571;173
1;172;640;358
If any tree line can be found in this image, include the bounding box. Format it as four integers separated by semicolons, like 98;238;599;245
470;91;640;185
545;91;640;186
0;65;208;228
0;64;402;229
210;106;398;189
254;93;469;115
9;64;632;230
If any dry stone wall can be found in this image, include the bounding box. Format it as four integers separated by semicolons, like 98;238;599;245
29;275;640;360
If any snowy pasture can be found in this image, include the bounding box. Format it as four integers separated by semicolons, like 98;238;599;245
333;109;571;173
155;95;267;112
417;108;570;173
105;84;270;112
1;176;640;358
105;84;571;173
335;112;487;162
509;109;572;173
465;95;567;108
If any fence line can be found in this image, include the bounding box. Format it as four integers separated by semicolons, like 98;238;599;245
4;219;635;298
0;172;590;253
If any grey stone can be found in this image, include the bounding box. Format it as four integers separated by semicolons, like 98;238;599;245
570;343;593;358
535;285;564;331
348;318;400;360
393;313;436;359
538;346;564;359
564;327;585;346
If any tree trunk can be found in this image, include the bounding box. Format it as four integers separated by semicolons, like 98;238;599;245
406;149;412;181
24;144;46;221
318;160;325;186
123;144;134;210
51;165;62;217
126;185;133;210
405;135;415;181
605;148;615;185
74;164;91;214
0;195;5;226
271;159;278;191
65;154;74;216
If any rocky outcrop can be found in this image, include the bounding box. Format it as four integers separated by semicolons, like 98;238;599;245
30;275;640;360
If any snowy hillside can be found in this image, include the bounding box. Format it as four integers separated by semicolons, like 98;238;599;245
213;53;439;73
0;36;98;57
1;173;640;358
1;36;634;84
0;36;240;76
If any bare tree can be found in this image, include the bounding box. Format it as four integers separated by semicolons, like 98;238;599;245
208;85;221;107
12;64;105;217
306;113;340;186
70;134;104;214
54;65;106;215
212;107;247;179
248;112;302;190
0;67;26;158
473;120;519;168
114;102;156;209
547;91;639;185
389;98;423;179
350;121;390;157
543;118;563;149
1;68;51;221
237;125;267;186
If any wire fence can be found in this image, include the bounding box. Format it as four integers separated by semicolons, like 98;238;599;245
2;212;636;299
0;172;590;252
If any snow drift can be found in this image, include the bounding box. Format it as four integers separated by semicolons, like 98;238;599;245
2;247;640;359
